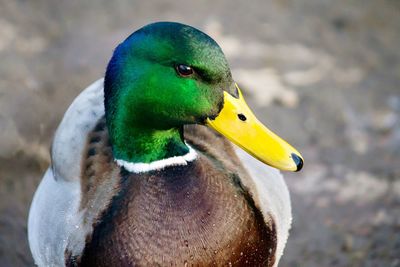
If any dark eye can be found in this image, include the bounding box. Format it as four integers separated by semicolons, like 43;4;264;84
176;64;194;77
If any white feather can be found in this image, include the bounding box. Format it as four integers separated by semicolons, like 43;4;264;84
51;78;105;182
28;80;105;266
115;144;197;173
28;169;81;267
235;147;292;267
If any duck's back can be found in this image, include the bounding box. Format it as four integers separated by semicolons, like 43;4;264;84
28;79;106;267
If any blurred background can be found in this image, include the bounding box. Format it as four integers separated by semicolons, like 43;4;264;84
0;0;399;266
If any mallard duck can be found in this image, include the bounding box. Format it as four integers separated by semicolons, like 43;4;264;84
28;22;303;267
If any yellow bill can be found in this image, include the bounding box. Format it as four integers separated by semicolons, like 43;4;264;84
206;84;303;172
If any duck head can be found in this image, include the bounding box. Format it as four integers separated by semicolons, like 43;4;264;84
104;22;303;171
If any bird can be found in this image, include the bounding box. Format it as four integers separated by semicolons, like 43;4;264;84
28;22;303;267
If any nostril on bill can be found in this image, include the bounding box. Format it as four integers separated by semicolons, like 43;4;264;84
238;113;247;121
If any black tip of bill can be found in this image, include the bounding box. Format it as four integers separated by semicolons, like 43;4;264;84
291;153;304;172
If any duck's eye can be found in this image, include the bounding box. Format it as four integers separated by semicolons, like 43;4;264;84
176;64;194;77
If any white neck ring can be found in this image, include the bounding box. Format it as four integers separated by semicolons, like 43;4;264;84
114;144;198;173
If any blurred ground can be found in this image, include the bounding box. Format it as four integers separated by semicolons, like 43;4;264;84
0;0;399;266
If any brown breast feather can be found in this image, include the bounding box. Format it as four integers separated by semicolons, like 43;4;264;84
66;119;277;267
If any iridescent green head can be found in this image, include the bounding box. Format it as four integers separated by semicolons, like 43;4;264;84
104;22;235;162
104;22;304;171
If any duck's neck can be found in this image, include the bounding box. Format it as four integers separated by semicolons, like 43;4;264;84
110;123;190;164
